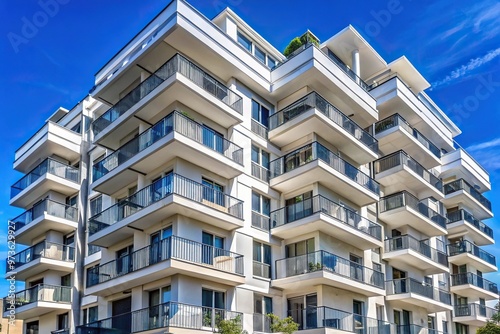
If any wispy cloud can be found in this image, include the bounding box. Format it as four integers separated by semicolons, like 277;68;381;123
466;137;500;171
467;137;500;152
430;48;500;89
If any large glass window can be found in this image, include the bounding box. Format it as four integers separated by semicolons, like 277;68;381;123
252;100;270;127
202;232;224;265
252;191;270;216
255;46;266;64
202;178;224;206
251;145;270;169
202;288;225;327
237;31;252;52
253;241;271;278
286;238;315;258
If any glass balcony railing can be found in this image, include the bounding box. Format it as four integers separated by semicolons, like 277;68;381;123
270;195;382;240
6;240;75;272
11;158;79;199
448;240;496;266
385;235;448;267
374;114;441;158
251;211;270;231
444;179;492;212
397;324;445;334
93;111;243;181
378;191;447;229
88;173;243;235
75;302;242;334
386;278;451;305
3;284;71;311
447;209;493;238
374;150;443;192
10;199;78;231
451;272;498;294
92;53;243;136
269;142;379;195
275;250;384;289
86;235;243;287
454;303;497;319
268;92;378;153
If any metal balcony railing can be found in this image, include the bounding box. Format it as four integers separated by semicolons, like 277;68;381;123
378;191;447;229
251;162;269;183
251;211;270;231
385;235;448;267
269;142;379;195
275;250;384;288
268;92;378;153
374;150;443;192
271;195;382;240
374;113;441;158
75;302;242;334
444;179;492;212
397;324;445;334
448;240;496;266
251;119;268;139
3;284;71;311
253;261;271;279
454;303;497;318
6;240;75;272
386;278;451;305
11;158;79;198
93;111;243;181
92;53;243;136
447;209;494;238
86;236;243;287
88;173;243;235
253;314;272;333
10;199;78;230
451;272;498;294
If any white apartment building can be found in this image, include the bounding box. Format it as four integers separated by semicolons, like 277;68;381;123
4;1;498;334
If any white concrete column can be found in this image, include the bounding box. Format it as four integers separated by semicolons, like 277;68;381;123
352;49;360;83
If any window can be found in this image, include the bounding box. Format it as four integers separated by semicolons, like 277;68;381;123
237;31;252;52
428;316;435;331
255;46;266;64
252;192;270;216
268;57;276;69
83;306;98;324
26;321;39;334
71;121;82;133
253;241;271;278
116;245;134;275
90;195;102;216
61;274;71;287
252;100;270;127
66;195;78;208
373;262;382;272
254;295;272;332
64;233;75;260
150;226;172;264
285;191;313;223
202;125;224;153
202;289;225;327
287;294;317;330
286;238;314;258
148;286;171;328
202;232;224;265
251;145;270;169
442;320;448;334
202;178;224;206
455;323;468;334
57;313;69;330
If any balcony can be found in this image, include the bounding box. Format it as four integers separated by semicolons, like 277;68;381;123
441;147;490;192
14;121;82;173
378;191;448;237
268;92;378;164
251;211;270;231
454;303;497;327
443;179;493;219
374;150;443;199
92;111;244;194
447;209;494;246
10;199;78;245
92;53;244;146
269;142;379;206
385;278;452;312
88;173;244;247
273;250;385;296
383;235;448;274
374;114;441;168
10;158;80;208
2;284;71;320
286;306;397;333
270;195;382;249
76;302;242;334
448;240;497;272
451;272;498;300
5;241;75;281
86;236;243;296
397;325;445;334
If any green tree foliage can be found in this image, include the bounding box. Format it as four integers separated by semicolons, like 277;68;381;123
283;37;303;57
216;315;248;334
283;31;320;57
477;322;500;334
268;313;299;334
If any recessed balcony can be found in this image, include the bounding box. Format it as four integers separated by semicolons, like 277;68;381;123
385;278;452;313
10;199;78;245
374;150;443;199
86;236;244;296
447;209;494;246
443;179;493;219
14;121;82;173
454;303;497;327
5;241;75;281
2;284;71;320
10;158;80;208
92;53;244;146
441;148;491;192
450;272;498;300
273;250;385;296
88;173;243;247
268;92;378;164
383;235;449;274
374;114;441;168
270;195;382;249
378;191;448;237
269;142;379;206
75;302;242;334
92;111;244;195
448;240;497;273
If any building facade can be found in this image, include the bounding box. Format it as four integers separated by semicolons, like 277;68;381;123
4;1;498;334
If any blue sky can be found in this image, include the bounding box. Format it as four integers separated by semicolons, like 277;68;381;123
0;0;499;294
